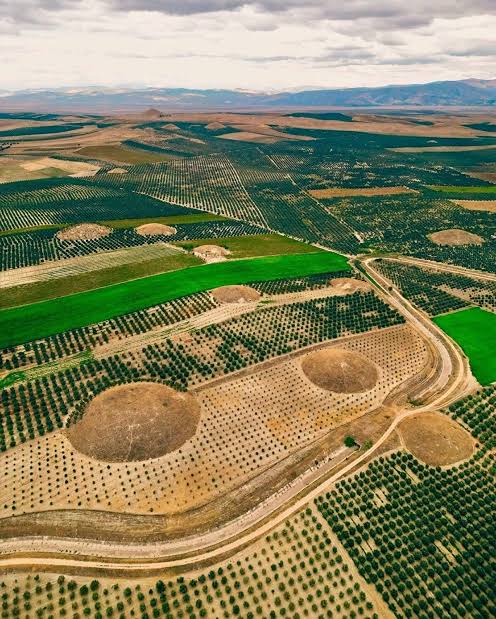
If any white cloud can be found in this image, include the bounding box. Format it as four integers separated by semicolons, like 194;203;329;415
0;0;494;90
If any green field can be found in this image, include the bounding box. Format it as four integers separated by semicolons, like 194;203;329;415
76;144;176;164
174;234;320;258
428;185;496;194
434;307;496;385
0;252;349;348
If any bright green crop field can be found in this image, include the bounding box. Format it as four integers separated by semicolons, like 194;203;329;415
434;307;496;385
0;251;349;348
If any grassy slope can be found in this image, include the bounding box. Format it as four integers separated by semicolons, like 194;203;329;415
174;234;320;258
0;252;349;348
0;253;202;310
428;186;496;193
76;144;176;164
434;307;496;385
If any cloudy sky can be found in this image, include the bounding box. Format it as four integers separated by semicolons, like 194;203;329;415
1;0;495;91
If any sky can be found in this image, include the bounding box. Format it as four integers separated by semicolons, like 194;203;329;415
0;0;495;92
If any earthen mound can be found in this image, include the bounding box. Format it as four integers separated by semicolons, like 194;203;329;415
428;229;484;246
66;382;201;462
56;223;112;241
163;123;180;131
302;348;379;393
108;167;128;174
206;122;226;130
135;223;177;236
193;244;231;262
398;412;474;466
330;278;371;293
211;285;261;304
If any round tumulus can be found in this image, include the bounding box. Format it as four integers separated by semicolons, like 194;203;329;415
428;228;484;246
329;278;371;294
56;223;112;241
135;223;177;236
65;382;201;462
211;285;261;304
193;244;231;262
302;348;379;393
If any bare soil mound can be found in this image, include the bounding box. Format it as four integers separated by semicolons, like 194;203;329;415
108;167;128;174
206;122;226;130
398;412;474;466
163;123;180;131
211;285;261;304
330;278;371;293
428;228;484;246
135;223;177;236
56;223;112;241
302;348;379;393
193;244;231;263
66;382;201;462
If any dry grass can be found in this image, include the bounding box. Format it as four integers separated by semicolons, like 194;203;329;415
309;186;417;198
398;412;474;466
66;382;201;462
428;228;484;246
211;285;261;304
451;199;496;213
302;347;379;393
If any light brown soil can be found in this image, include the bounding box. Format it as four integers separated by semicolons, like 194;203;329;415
56;223;112;241
135;223;177;236
398;412;474;466
206;122;226;130
451;199;496;213
193;244;231;262
66;382;201;462
108;167;128;174
211;285;261;304
302;348;379;393
309;186;417;199
330;278;371;293
163;123;180;131
218;131;281;144
428;228;484;246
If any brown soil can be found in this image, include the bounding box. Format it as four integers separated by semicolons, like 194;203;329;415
309;186;417;199
193;244;231;262
211;285;261;304
135;223;177;236
163;123;180;131
451;199;496;213
66;382;201;462
428;228;484;246
302;348;379;393
398;412;474;466
56;223;112;241
206;122;226;130
108;167;128;174
330;278;371;293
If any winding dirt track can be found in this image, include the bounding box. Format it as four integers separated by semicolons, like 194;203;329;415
0;255;475;575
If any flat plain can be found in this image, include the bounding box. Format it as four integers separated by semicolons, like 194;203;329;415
0;107;494;619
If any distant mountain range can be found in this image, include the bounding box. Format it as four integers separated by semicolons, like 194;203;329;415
1;79;495;113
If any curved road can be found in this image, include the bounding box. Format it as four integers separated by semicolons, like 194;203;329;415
0;255;477;575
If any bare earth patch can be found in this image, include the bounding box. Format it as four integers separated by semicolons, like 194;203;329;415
56;223;112;241
66;382;201;462
428;228;484;246
193;244;231;263
309;186;417;199
108;167;128;174
330;278;371;294
211;285;261;304
398;412;474;466
301;348;379;393
206;122;226;130
451;199;496;213
135;223;177;236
